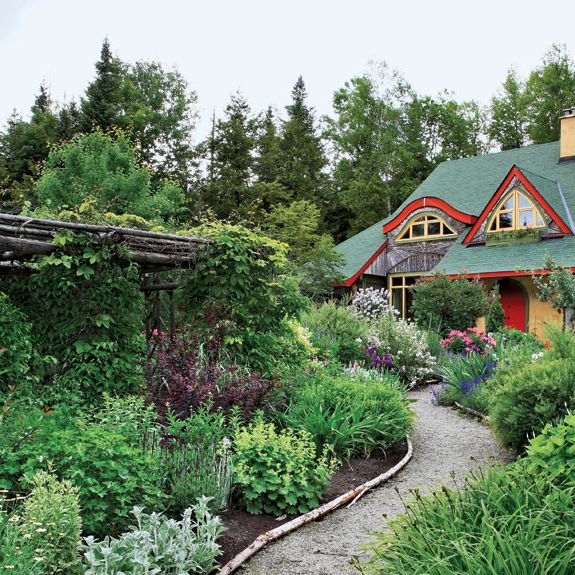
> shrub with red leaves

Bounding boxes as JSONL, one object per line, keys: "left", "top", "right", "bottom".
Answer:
{"left": 150, "top": 333, "right": 274, "bottom": 419}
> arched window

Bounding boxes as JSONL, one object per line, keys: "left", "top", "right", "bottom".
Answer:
{"left": 487, "top": 189, "right": 545, "bottom": 232}
{"left": 396, "top": 213, "right": 457, "bottom": 242}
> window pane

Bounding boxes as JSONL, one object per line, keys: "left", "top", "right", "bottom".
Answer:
{"left": 392, "top": 289, "right": 403, "bottom": 315}
{"left": 488, "top": 218, "right": 497, "bottom": 231}
{"left": 391, "top": 276, "right": 403, "bottom": 286}
{"left": 536, "top": 214, "right": 544, "bottom": 226}
{"left": 518, "top": 193, "right": 531, "bottom": 208}
{"left": 499, "top": 213, "right": 513, "bottom": 229}
{"left": 519, "top": 211, "right": 534, "bottom": 227}
{"left": 405, "top": 276, "right": 417, "bottom": 285}
{"left": 502, "top": 195, "right": 515, "bottom": 210}
{"left": 427, "top": 221, "right": 441, "bottom": 235}
{"left": 411, "top": 223, "right": 425, "bottom": 237}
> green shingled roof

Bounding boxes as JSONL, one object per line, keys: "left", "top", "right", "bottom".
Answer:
{"left": 334, "top": 219, "right": 386, "bottom": 281}
{"left": 383, "top": 141, "right": 575, "bottom": 226}
{"left": 432, "top": 233, "right": 575, "bottom": 276}
{"left": 336, "top": 141, "right": 575, "bottom": 282}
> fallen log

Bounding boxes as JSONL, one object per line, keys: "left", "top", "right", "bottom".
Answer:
{"left": 217, "top": 437, "right": 413, "bottom": 575}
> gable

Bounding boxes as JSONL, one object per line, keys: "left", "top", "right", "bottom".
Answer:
{"left": 463, "top": 166, "right": 572, "bottom": 244}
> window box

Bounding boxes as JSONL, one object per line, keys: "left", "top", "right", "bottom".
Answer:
{"left": 486, "top": 229, "right": 542, "bottom": 246}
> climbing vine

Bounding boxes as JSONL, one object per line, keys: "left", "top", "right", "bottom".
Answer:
{"left": 7, "top": 232, "right": 145, "bottom": 403}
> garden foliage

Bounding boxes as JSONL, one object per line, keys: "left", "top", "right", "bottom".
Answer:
{"left": 82, "top": 498, "right": 225, "bottom": 575}
{"left": 19, "top": 471, "right": 82, "bottom": 575}
{"left": 0, "top": 291, "right": 33, "bottom": 392}
{"left": 363, "top": 312, "right": 435, "bottom": 386}
{"left": 233, "top": 419, "right": 336, "bottom": 516}
{"left": 352, "top": 287, "right": 398, "bottom": 322}
{"left": 6, "top": 232, "right": 144, "bottom": 403}
{"left": 279, "top": 371, "right": 412, "bottom": 460}
{"left": 301, "top": 300, "right": 368, "bottom": 364}
{"left": 181, "top": 223, "right": 307, "bottom": 372}
{"left": 411, "top": 273, "right": 489, "bottom": 336}
{"left": 440, "top": 327, "right": 496, "bottom": 355}
{"left": 485, "top": 284, "right": 505, "bottom": 332}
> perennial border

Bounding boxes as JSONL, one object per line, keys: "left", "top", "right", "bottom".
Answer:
{"left": 217, "top": 437, "right": 414, "bottom": 575}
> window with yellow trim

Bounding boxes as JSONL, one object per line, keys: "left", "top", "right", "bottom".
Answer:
{"left": 396, "top": 213, "right": 457, "bottom": 241}
{"left": 487, "top": 189, "right": 545, "bottom": 232}
{"left": 389, "top": 275, "right": 418, "bottom": 319}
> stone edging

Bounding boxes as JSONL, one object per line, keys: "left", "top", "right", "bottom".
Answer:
{"left": 454, "top": 401, "right": 490, "bottom": 422}
{"left": 217, "top": 437, "right": 414, "bottom": 575}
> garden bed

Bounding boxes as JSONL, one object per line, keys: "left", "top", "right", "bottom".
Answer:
{"left": 217, "top": 441, "right": 409, "bottom": 566}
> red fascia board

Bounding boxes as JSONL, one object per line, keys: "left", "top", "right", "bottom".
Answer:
{"left": 334, "top": 241, "right": 388, "bottom": 287}
{"left": 463, "top": 166, "right": 572, "bottom": 244}
{"left": 444, "top": 268, "right": 575, "bottom": 280}
{"left": 383, "top": 198, "right": 477, "bottom": 233}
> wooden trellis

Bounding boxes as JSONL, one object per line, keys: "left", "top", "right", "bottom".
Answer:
{"left": 0, "top": 212, "right": 210, "bottom": 381}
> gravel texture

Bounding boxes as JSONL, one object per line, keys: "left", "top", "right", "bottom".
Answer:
{"left": 238, "top": 387, "right": 514, "bottom": 575}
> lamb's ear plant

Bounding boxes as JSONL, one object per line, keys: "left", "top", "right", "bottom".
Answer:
{"left": 81, "top": 497, "right": 226, "bottom": 575}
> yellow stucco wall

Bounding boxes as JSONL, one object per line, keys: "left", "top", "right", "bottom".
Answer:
{"left": 478, "top": 276, "right": 563, "bottom": 339}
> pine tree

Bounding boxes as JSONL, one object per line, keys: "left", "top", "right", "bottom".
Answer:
{"left": 279, "top": 77, "right": 327, "bottom": 207}
{"left": 486, "top": 285, "right": 505, "bottom": 333}
{"left": 81, "top": 38, "right": 125, "bottom": 132}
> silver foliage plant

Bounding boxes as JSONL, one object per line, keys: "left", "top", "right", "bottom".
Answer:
{"left": 81, "top": 496, "right": 226, "bottom": 575}
{"left": 351, "top": 287, "right": 399, "bottom": 322}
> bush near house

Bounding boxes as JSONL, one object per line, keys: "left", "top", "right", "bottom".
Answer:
{"left": 411, "top": 273, "right": 489, "bottom": 337}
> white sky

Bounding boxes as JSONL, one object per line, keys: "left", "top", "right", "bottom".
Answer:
{"left": 1, "top": 0, "right": 574, "bottom": 140}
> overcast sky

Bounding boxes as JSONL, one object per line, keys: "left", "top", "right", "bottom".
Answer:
{"left": 1, "top": 0, "right": 574, "bottom": 139}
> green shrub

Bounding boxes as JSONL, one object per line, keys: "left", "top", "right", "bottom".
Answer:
{"left": 19, "top": 471, "right": 82, "bottom": 575}
{"left": 13, "top": 410, "right": 167, "bottom": 537}
{"left": 365, "top": 312, "right": 435, "bottom": 386}
{"left": 157, "top": 408, "right": 235, "bottom": 514}
{"left": 233, "top": 420, "right": 336, "bottom": 516}
{"left": 411, "top": 273, "right": 489, "bottom": 337}
{"left": 490, "top": 358, "right": 575, "bottom": 450}
{"left": 301, "top": 301, "right": 368, "bottom": 364}
{"left": 280, "top": 372, "right": 412, "bottom": 460}
{"left": 361, "top": 466, "right": 575, "bottom": 575}
{"left": 485, "top": 284, "right": 505, "bottom": 332}
{"left": 524, "top": 414, "right": 575, "bottom": 486}
{"left": 495, "top": 327, "right": 543, "bottom": 353}
{"left": 0, "top": 511, "right": 47, "bottom": 575}
{"left": 0, "top": 291, "right": 33, "bottom": 392}
{"left": 81, "top": 497, "right": 225, "bottom": 575}
{"left": 545, "top": 322, "right": 575, "bottom": 361}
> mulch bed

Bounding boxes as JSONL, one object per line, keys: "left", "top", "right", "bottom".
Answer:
{"left": 218, "top": 441, "right": 408, "bottom": 566}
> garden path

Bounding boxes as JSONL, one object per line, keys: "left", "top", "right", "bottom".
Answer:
{"left": 239, "top": 387, "right": 513, "bottom": 575}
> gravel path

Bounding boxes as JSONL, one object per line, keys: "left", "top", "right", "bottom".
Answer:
{"left": 239, "top": 387, "right": 514, "bottom": 575}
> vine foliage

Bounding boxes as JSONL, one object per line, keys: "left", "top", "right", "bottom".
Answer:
{"left": 7, "top": 232, "right": 145, "bottom": 403}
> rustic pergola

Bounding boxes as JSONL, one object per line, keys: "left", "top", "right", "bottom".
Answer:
{"left": 0, "top": 212, "right": 210, "bottom": 379}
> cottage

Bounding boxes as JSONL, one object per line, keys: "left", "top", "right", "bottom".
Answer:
{"left": 335, "top": 109, "right": 575, "bottom": 337}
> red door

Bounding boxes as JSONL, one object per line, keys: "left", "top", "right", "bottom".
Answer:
{"left": 498, "top": 280, "right": 526, "bottom": 332}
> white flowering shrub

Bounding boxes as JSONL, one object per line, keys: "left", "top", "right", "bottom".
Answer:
{"left": 361, "top": 313, "right": 436, "bottom": 388}
{"left": 82, "top": 497, "right": 225, "bottom": 574}
{"left": 352, "top": 287, "right": 399, "bottom": 322}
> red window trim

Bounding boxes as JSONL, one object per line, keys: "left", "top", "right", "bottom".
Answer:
{"left": 383, "top": 198, "right": 476, "bottom": 234}
{"left": 463, "top": 166, "right": 572, "bottom": 244}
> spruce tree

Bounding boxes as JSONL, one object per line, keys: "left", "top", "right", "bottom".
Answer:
{"left": 81, "top": 39, "right": 125, "bottom": 132}
{"left": 279, "top": 77, "right": 327, "bottom": 207}
{"left": 196, "top": 92, "right": 257, "bottom": 220}
{"left": 486, "top": 284, "right": 505, "bottom": 333}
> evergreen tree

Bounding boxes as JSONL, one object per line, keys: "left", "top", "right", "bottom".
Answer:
{"left": 251, "top": 107, "right": 289, "bottom": 212}
{"left": 0, "top": 85, "right": 58, "bottom": 210}
{"left": 55, "top": 101, "right": 82, "bottom": 142}
{"left": 196, "top": 92, "right": 257, "bottom": 221}
{"left": 81, "top": 38, "right": 125, "bottom": 132}
{"left": 279, "top": 77, "right": 327, "bottom": 208}
{"left": 486, "top": 284, "right": 505, "bottom": 333}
